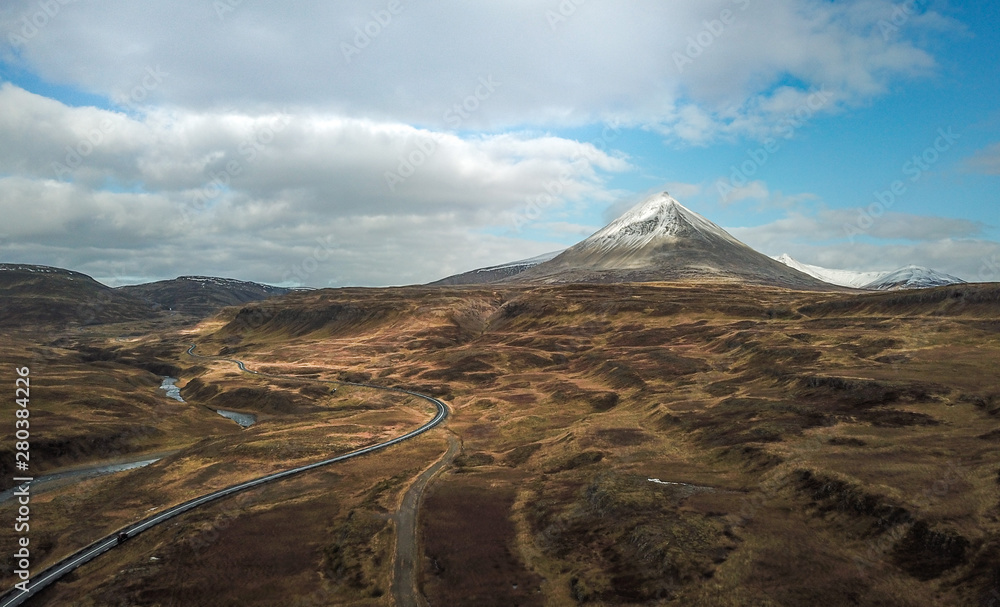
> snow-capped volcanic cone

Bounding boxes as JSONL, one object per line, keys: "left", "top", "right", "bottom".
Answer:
{"left": 772, "top": 255, "right": 965, "bottom": 290}
{"left": 863, "top": 266, "right": 965, "bottom": 291}
{"left": 514, "top": 192, "right": 835, "bottom": 289}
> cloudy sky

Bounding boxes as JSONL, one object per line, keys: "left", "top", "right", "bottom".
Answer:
{"left": 1, "top": 0, "right": 998, "bottom": 286}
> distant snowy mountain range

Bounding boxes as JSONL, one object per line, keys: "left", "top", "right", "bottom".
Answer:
{"left": 4, "top": 195, "right": 968, "bottom": 293}
{"left": 772, "top": 254, "right": 965, "bottom": 290}
{"left": 118, "top": 275, "right": 292, "bottom": 315}
{"left": 431, "top": 192, "right": 967, "bottom": 291}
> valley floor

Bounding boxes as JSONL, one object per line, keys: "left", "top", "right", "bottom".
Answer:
{"left": 1, "top": 281, "right": 999, "bottom": 606}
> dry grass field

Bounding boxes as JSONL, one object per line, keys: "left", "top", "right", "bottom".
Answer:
{"left": 2, "top": 281, "right": 998, "bottom": 605}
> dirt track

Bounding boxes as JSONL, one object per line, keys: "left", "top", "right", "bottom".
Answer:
{"left": 392, "top": 433, "right": 460, "bottom": 607}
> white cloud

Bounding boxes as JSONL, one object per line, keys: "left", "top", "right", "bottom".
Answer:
{"left": 0, "top": 1, "right": 986, "bottom": 287}
{"left": 728, "top": 207, "right": 993, "bottom": 280}
{"left": 538, "top": 221, "right": 599, "bottom": 238}
{"left": 771, "top": 239, "right": 1000, "bottom": 283}
{"left": 662, "top": 182, "right": 703, "bottom": 200}
{"left": 0, "top": 0, "right": 958, "bottom": 143}
{"left": 0, "top": 84, "right": 630, "bottom": 286}
{"left": 720, "top": 180, "right": 770, "bottom": 204}
{"left": 730, "top": 208, "right": 985, "bottom": 247}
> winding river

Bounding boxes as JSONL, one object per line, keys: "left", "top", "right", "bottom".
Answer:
{"left": 160, "top": 376, "right": 256, "bottom": 427}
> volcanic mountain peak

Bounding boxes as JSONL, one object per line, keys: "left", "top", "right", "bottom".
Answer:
{"left": 512, "top": 192, "right": 836, "bottom": 289}
{"left": 581, "top": 192, "right": 743, "bottom": 251}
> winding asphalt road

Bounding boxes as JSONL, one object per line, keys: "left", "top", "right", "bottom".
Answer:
{"left": 0, "top": 344, "right": 449, "bottom": 607}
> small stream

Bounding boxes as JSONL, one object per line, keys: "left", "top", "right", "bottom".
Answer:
{"left": 159, "top": 377, "right": 256, "bottom": 428}
{"left": 0, "top": 458, "right": 161, "bottom": 503}
{"left": 215, "top": 409, "right": 257, "bottom": 428}
{"left": 159, "top": 377, "right": 185, "bottom": 402}
{"left": 3, "top": 374, "right": 258, "bottom": 504}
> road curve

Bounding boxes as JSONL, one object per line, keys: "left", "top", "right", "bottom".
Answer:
{"left": 0, "top": 344, "right": 449, "bottom": 607}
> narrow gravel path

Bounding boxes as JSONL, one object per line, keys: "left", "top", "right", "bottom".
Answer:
{"left": 392, "top": 433, "right": 460, "bottom": 607}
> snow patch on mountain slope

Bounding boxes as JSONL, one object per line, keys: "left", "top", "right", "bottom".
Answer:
{"left": 0, "top": 264, "right": 80, "bottom": 275}
{"left": 773, "top": 254, "right": 886, "bottom": 288}
{"left": 773, "top": 255, "right": 964, "bottom": 290}
{"left": 486, "top": 250, "right": 563, "bottom": 271}
{"left": 579, "top": 192, "right": 746, "bottom": 252}
{"left": 176, "top": 276, "right": 286, "bottom": 292}
{"left": 863, "top": 265, "right": 966, "bottom": 290}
